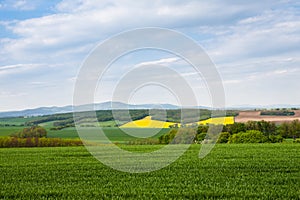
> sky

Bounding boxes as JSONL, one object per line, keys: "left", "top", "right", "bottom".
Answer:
{"left": 0, "top": 0, "right": 300, "bottom": 111}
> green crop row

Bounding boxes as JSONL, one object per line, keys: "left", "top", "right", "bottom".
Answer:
{"left": 0, "top": 144, "right": 299, "bottom": 199}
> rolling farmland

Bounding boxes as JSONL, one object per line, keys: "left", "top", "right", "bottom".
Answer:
{"left": 196, "top": 116, "right": 235, "bottom": 125}
{"left": 121, "top": 116, "right": 235, "bottom": 128}
{"left": 0, "top": 144, "right": 299, "bottom": 199}
{"left": 0, "top": 110, "right": 299, "bottom": 199}
{"left": 235, "top": 110, "right": 300, "bottom": 123}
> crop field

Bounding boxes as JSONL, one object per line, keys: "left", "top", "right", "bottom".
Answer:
{"left": 121, "top": 116, "right": 235, "bottom": 128}
{"left": 47, "top": 127, "right": 169, "bottom": 143}
{"left": 0, "top": 144, "right": 299, "bottom": 199}
{"left": 0, "top": 117, "right": 30, "bottom": 126}
{"left": 0, "top": 124, "right": 169, "bottom": 143}
{"left": 0, "top": 126, "right": 25, "bottom": 137}
{"left": 197, "top": 116, "right": 235, "bottom": 125}
{"left": 235, "top": 110, "right": 300, "bottom": 123}
{"left": 120, "top": 116, "right": 177, "bottom": 128}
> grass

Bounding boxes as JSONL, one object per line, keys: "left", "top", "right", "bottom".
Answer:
{"left": 0, "top": 117, "right": 29, "bottom": 126}
{"left": 0, "top": 125, "right": 169, "bottom": 144}
{"left": 0, "top": 144, "right": 299, "bottom": 199}
{"left": 39, "top": 121, "right": 57, "bottom": 129}
{"left": 0, "top": 116, "right": 46, "bottom": 126}
{"left": 47, "top": 127, "right": 169, "bottom": 143}
{"left": 0, "top": 126, "right": 25, "bottom": 137}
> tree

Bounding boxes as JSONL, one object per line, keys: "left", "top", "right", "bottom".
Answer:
{"left": 245, "top": 120, "right": 277, "bottom": 137}
{"left": 278, "top": 120, "right": 300, "bottom": 139}
{"left": 223, "top": 123, "right": 246, "bottom": 135}
{"left": 197, "top": 125, "right": 208, "bottom": 135}
{"left": 11, "top": 126, "right": 47, "bottom": 138}
{"left": 217, "top": 132, "right": 231, "bottom": 143}
{"left": 290, "top": 120, "right": 300, "bottom": 139}
{"left": 228, "top": 130, "right": 267, "bottom": 143}
{"left": 278, "top": 122, "right": 290, "bottom": 138}
{"left": 159, "top": 128, "right": 197, "bottom": 144}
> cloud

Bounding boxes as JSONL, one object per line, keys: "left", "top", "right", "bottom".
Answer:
{"left": 0, "top": 63, "right": 42, "bottom": 76}
{"left": 0, "top": 0, "right": 37, "bottom": 11}
{"left": 135, "top": 57, "right": 179, "bottom": 68}
{"left": 13, "top": 0, "right": 35, "bottom": 10}
{"left": 206, "top": 9, "right": 300, "bottom": 63}
{"left": 0, "top": 0, "right": 300, "bottom": 110}
{"left": 0, "top": 91, "right": 27, "bottom": 98}
{"left": 0, "top": 1, "right": 281, "bottom": 63}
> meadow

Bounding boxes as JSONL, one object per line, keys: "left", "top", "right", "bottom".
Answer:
{"left": 47, "top": 127, "right": 169, "bottom": 143}
{"left": 0, "top": 126, "right": 25, "bottom": 137}
{"left": 0, "top": 144, "right": 299, "bottom": 199}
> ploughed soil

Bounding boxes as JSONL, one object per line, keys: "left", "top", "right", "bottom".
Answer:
{"left": 235, "top": 110, "right": 300, "bottom": 124}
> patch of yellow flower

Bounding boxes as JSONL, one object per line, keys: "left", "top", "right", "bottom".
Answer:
{"left": 120, "top": 116, "right": 178, "bottom": 128}
{"left": 197, "top": 116, "right": 235, "bottom": 125}
{"left": 120, "top": 116, "right": 235, "bottom": 128}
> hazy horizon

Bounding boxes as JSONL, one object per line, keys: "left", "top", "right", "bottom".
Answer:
{"left": 1, "top": 101, "right": 300, "bottom": 113}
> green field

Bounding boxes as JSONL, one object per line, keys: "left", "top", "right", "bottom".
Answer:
{"left": 0, "top": 126, "right": 25, "bottom": 137}
{"left": 0, "top": 121, "right": 169, "bottom": 143}
{"left": 0, "top": 144, "right": 299, "bottom": 199}
{"left": 47, "top": 127, "right": 169, "bottom": 143}
{"left": 0, "top": 117, "right": 30, "bottom": 126}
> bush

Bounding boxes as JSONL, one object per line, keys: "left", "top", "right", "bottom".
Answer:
{"left": 159, "top": 129, "right": 177, "bottom": 144}
{"left": 11, "top": 126, "right": 47, "bottom": 138}
{"left": 228, "top": 130, "right": 268, "bottom": 143}
{"left": 261, "top": 110, "right": 295, "bottom": 116}
{"left": 268, "top": 135, "right": 283, "bottom": 143}
{"left": 127, "top": 138, "right": 159, "bottom": 145}
{"left": 0, "top": 137, "right": 83, "bottom": 148}
{"left": 294, "top": 139, "right": 300, "bottom": 143}
{"left": 159, "top": 128, "right": 197, "bottom": 144}
{"left": 196, "top": 132, "right": 206, "bottom": 142}
{"left": 217, "top": 132, "right": 231, "bottom": 143}
{"left": 278, "top": 120, "right": 300, "bottom": 139}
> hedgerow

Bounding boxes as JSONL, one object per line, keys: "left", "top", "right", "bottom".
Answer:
{"left": 0, "top": 137, "right": 82, "bottom": 148}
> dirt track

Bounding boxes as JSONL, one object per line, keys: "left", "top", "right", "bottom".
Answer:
{"left": 235, "top": 110, "right": 300, "bottom": 124}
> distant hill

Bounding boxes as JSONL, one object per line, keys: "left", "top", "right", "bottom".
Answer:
{"left": 0, "top": 102, "right": 180, "bottom": 118}
{"left": 228, "top": 104, "right": 300, "bottom": 110}
{"left": 1, "top": 102, "right": 299, "bottom": 118}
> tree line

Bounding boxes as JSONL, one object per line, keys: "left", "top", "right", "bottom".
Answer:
{"left": 159, "top": 120, "right": 300, "bottom": 144}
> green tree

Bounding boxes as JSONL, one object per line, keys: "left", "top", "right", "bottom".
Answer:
{"left": 228, "top": 130, "right": 267, "bottom": 143}
{"left": 224, "top": 123, "right": 246, "bottom": 135}
{"left": 11, "top": 126, "right": 47, "bottom": 138}
{"left": 217, "top": 132, "right": 231, "bottom": 143}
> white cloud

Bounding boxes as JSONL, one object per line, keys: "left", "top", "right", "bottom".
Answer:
{"left": 207, "top": 9, "right": 300, "bottom": 62}
{"left": 0, "top": 63, "right": 42, "bottom": 76}
{"left": 0, "top": 0, "right": 300, "bottom": 110}
{"left": 135, "top": 57, "right": 179, "bottom": 68}
{"left": 0, "top": 91, "right": 27, "bottom": 98}
{"left": 0, "top": 0, "right": 37, "bottom": 11}
{"left": 13, "top": 0, "right": 35, "bottom": 10}
{"left": 0, "top": 1, "right": 280, "bottom": 63}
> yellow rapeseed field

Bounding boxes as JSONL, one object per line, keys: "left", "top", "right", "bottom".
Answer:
{"left": 120, "top": 116, "right": 178, "bottom": 128}
{"left": 197, "top": 116, "right": 235, "bottom": 125}
{"left": 121, "top": 116, "right": 235, "bottom": 128}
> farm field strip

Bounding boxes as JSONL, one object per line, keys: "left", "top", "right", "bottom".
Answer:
{"left": 0, "top": 144, "right": 299, "bottom": 199}
{"left": 121, "top": 116, "right": 235, "bottom": 128}
{"left": 196, "top": 116, "right": 235, "bottom": 125}
{"left": 47, "top": 127, "right": 169, "bottom": 143}
{"left": 120, "top": 116, "right": 177, "bottom": 128}
{"left": 235, "top": 110, "right": 300, "bottom": 123}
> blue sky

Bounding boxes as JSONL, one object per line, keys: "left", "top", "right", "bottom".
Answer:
{"left": 0, "top": 0, "right": 300, "bottom": 111}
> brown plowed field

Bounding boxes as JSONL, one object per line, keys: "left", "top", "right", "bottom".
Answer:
{"left": 235, "top": 110, "right": 300, "bottom": 124}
